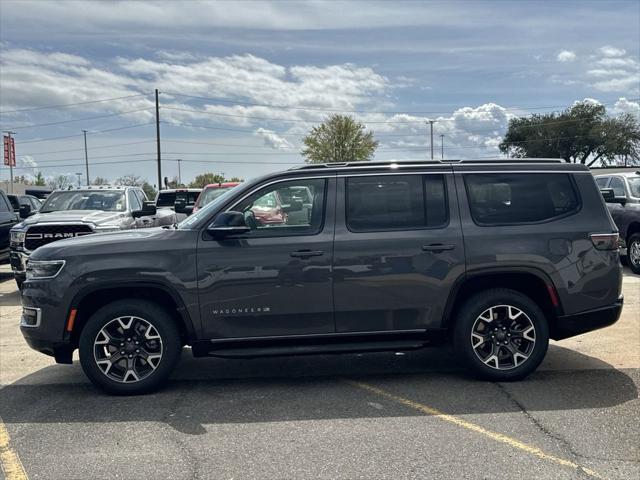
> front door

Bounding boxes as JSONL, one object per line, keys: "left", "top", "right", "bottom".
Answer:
{"left": 197, "top": 176, "right": 336, "bottom": 339}
{"left": 332, "top": 170, "right": 465, "bottom": 332}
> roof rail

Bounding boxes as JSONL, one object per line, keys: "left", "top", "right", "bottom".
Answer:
{"left": 289, "top": 158, "right": 564, "bottom": 170}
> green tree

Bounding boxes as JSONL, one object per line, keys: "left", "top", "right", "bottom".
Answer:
{"left": 499, "top": 101, "right": 640, "bottom": 166}
{"left": 229, "top": 176, "right": 243, "bottom": 183}
{"left": 142, "top": 182, "right": 157, "bottom": 200}
{"left": 34, "top": 171, "right": 46, "bottom": 186}
{"left": 189, "top": 172, "right": 225, "bottom": 188}
{"left": 302, "top": 114, "right": 378, "bottom": 163}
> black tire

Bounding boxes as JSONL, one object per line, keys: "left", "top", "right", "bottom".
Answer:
{"left": 79, "top": 300, "right": 181, "bottom": 395}
{"left": 453, "top": 288, "right": 549, "bottom": 381}
{"left": 627, "top": 233, "right": 640, "bottom": 275}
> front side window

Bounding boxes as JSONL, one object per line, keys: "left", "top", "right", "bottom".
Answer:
{"left": 609, "top": 177, "right": 625, "bottom": 197}
{"left": 465, "top": 173, "right": 580, "bottom": 225}
{"left": 128, "top": 190, "right": 142, "bottom": 211}
{"left": 595, "top": 177, "right": 609, "bottom": 188}
{"left": 235, "top": 178, "right": 326, "bottom": 236}
{"left": 41, "top": 191, "right": 126, "bottom": 213}
{"left": 0, "top": 195, "right": 10, "bottom": 212}
{"left": 346, "top": 174, "right": 448, "bottom": 232}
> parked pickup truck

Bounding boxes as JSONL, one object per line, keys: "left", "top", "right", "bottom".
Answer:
{"left": 595, "top": 171, "right": 640, "bottom": 274}
{"left": 9, "top": 186, "right": 176, "bottom": 288}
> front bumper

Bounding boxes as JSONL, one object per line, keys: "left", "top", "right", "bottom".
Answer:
{"left": 552, "top": 296, "right": 624, "bottom": 340}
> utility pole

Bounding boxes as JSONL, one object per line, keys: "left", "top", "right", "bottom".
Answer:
{"left": 155, "top": 88, "right": 162, "bottom": 191}
{"left": 177, "top": 158, "right": 182, "bottom": 186}
{"left": 427, "top": 120, "right": 436, "bottom": 160}
{"left": 75, "top": 172, "right": 82, "bottom": 187}
{"left": 82, "top": 130, "right": 89, "bottom": 185}
{"left": 3, "top": 131, "right": 16, "bottom": 193}
{"left": 440, "top": 134, "right": 445, "bottom": 160}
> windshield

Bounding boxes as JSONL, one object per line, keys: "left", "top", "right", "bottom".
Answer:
{"left": 178, "top": 187, "right": 238, "bottom": 229}
{"left": 198, "top": 186, "right": 236, "bottom": 208}
{"left": 41, "top": 191, "right": 126, "bottom": 213}
{"left": 628, "top": 177, "right": 640, "bottom": 197}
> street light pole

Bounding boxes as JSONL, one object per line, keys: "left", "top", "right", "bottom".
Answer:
{"left": 427, "top": 120, "right": 436, "bottom": 160}
{"left": 82, "top": 130, "right": 89, "bottom": 185}
{"left": 177, "top": 158, "right": 182, "bottom": 186}
{"left": 440, "top": 134, "right": 445, "bottom": 160}
{"left": 75, "top": 172, "right": 82, "bottom": 187}
{"left": 155, "top": 88, "right": 162, "bottom": 191}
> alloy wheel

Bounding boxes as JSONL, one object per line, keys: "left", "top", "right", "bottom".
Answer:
{"left": 470, "top": 305, "right": 536, "bottom": 370}
{"left": 630, "top": 239, "right": 640, "bottom": 268}
{"left": 93, "top": 316, "right": 163, "bottom": 383}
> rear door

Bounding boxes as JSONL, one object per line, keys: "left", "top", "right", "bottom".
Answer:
{"left": 332, "top": 168, "right": 465, "bottom": 333}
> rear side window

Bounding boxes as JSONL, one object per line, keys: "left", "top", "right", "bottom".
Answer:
{"left": 465, "top": 173, "right": 580, "bottom": 225}
{"left": 346, "top": 174, "right": 448, "bottom": 232}
{"left": 156, "top": 192, "right": 176, "bottom": 207}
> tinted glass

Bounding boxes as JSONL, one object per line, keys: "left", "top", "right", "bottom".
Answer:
{"left": 7, "top": 195, "right": 20, "bottom": 210}
{"left": 595, "top": 177, "right": 609, "bottom": 188}
{"left": 199, "top": 186, "right": 236, "bottom": 207}
{"left": 465, "top": 173, "right": 579, "bottom": 225}
{"left": 128, "top": 190, "right": 142, "bottom": 211}
{"left": 346, "top": 174, "right": 447, "bottom": 231}
{"left": 628, "top": 177, "right": 640, "bottom": 197}
{"left": 609, "top": 177, "right": 625, "bottom": 197}
{"left": 0, "top": 194, "right": 10, "bottom": 212}
{"left": 156, "top": 191, "right": 176, "bottom": 207}
{"left": 236, "top": 178, "right": 326, "bottom": 236}
{"left": 41, "top": 191, "right": 126, "bottom": 212}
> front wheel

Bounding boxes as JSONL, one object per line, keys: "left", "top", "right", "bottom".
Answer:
{"left": 453, "top": 289, "right": 549, "bottom": 381}
{"left": 627, "top": 233, "right": 640, "bottom": 275}
{"left": 79, "top": 300, "right": 181, "bottom": 395}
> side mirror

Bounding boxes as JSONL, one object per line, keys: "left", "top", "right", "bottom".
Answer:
{"left": 19, "top": 204, "right": 31, "bottom": 219}
{"left": 132, "top": 200, "right": 157, "bottom": 218}
{"left": 207, "top": 211, "right": 250, "bottom": 238}
{"left": 600, "top": 188, "right": 615, "bottom": 201}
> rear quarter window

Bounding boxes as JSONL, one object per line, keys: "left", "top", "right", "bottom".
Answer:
{"left": 464, "top": 173, "right": 580, "bottom": 225}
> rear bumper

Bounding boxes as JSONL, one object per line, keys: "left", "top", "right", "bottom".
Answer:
{"left": 552, "top": 296, "right": 623, "bottom": 340}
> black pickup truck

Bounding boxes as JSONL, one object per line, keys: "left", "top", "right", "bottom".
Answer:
{"left": 596, "top": 171, "right": 640, "bottom": 274}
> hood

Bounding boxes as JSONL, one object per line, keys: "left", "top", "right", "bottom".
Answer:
{"left": 15, "top": 210, "right": 127, "bottom": 229}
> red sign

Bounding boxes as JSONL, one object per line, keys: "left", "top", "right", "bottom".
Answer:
{"left": 3, "top": 135, "right": 16, "bottom": 167}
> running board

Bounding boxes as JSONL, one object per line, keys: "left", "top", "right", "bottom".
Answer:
{"left": 197, "top": 340, "right": 427, "bottom": 359}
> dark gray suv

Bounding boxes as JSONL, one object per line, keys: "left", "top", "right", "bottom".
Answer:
{"left": 19, "top": 159, "right": 623, "bottom": 394}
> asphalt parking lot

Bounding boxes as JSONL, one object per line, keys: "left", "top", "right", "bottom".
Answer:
{"left": 0, "top": 265, "right": 638, "bottom": 480}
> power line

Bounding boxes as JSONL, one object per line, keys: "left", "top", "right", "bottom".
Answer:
{"left": 3, "top": 107, "right": 155, "bottom": 130}
{"left": 0, "top": 93, "right": 150, "bottom": 114}
{"left": 19, "top": 140, "right": 154, "bottom": 156}
{"left": 16, "top": 122, "right": 155, "bottom": 144}
{"left": 165, "top": 91, "right": 638, "bottom": 116}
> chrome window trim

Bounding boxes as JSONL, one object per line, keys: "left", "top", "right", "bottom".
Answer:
{"left": 20, "top": 307, "right": 42, "bottom": 328}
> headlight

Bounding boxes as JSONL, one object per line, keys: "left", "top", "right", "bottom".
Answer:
{"left": 26, "top": 260, "right": 66, "bottom": 280}
{"left": 10, "top": 231, "right": 25, "bottom": 244}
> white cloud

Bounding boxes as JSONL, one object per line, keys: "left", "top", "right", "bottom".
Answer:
{"left": 599, "top": 46, "right": 626, "bottom": 57}
{"left": 556, "top": 50, "right": 576, "bottom": 62}
{"left": 613, "top": 97, "right": 640, "bottom": 116}
{"left": 254, "top": 128, "right": 294, "bottom": 150}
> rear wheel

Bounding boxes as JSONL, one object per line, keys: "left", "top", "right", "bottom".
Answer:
{"left": 79, "top": 300, "right": 181, "bottom": 395}
{"left": 627, "top": 233, "right": 640, "bottom": 275}
{"left": 453, "top": 289, "right": 549, "bottom": 381}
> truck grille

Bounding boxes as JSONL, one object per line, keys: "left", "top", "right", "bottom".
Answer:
{"left": 25, "top": 225, "right": 94, "bottom": 251}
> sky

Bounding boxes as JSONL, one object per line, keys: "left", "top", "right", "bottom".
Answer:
{"left": 0, "top": 0, "right": 639, "bottom": 187}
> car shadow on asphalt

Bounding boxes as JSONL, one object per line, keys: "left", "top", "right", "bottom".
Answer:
{"left": 0, "top": 345, "right": 636, "bottom": 435}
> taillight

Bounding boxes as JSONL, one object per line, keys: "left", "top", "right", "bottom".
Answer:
{"left": 590, "top": 233, "right": 619, "bottom": 250}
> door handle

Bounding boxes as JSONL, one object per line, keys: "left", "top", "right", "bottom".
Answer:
{"left": 422, "top": 244, "right": 455, "bottom": 252}
{"left": 290, "top": 250, "right": 324, "bottom": 258}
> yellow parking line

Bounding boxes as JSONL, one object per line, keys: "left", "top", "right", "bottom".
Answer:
{"left": 0, "top": 417, "right": 28, "bottom": 480}
{"left": 346, "top": 380, "right": 605, "bottom": 480}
